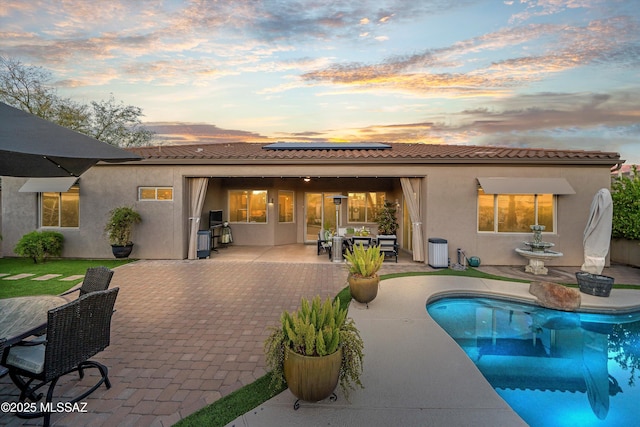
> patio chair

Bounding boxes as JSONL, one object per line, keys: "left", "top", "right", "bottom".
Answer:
{"left": 0, "top": 339, "right": 6, "bottom": 378}
{"left": 351, "top": 236, "right": 372, "bottom": 249}
{"left": 376, "top": 235, "right": 398, "bottom": 263}
{"left": 4, "top": 288, "right": 119, "bottom": 427}
{"left": 61, "top": 266, "right": 114, "bottom": 297}
{"left": 317, "top": 230, "right": 332, "bottom": 255}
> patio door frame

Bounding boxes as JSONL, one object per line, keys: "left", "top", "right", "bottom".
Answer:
{"left": 304, "top": 192, "right": 340, "bottom": 243}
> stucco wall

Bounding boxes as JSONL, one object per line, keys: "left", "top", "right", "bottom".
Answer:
{"left": 0, "top": 162, "right": 613, "bottom": 264}
{"left": 421, "top": 165, "right": 611, "bottom": 266}
{"left": 1, "top": 165, "right": 184, "bottom": 259}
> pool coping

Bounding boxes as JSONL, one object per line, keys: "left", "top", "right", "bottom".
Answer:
{"left": 229, "top": 276, "right": 640, "bottom": 427}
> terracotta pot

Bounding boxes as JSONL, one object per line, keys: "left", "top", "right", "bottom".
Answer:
{"left": 283, "top": 347, "right": 342, "bottom": 402}
{"left": 348, "top": 273, "right": 379, "bottom": 304}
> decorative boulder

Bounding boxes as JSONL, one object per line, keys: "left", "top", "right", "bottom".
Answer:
{"left": 529, "top": 281, "right": 581, "bottom": 311}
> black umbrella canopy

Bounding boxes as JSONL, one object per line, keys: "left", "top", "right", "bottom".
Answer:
{"left": 0, "top": 102, "right": 142, "bottom": 177}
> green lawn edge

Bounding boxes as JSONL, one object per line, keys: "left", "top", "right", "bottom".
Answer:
{"left": 175, "top": 267, "right": 640, "bottom": 427}
{"left": 0, "top": 258, "right": 136, "bottom": 299}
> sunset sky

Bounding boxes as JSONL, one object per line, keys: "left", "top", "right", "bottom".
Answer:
{"left": 1, "top": 0, "right": 639, "bottom": 163}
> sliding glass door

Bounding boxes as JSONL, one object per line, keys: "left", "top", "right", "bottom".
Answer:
{"left": 305, "top": 192, "right": 339, "bottom": 242}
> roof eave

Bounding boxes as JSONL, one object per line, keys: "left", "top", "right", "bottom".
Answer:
{"left": 118, "top": 157, "right": 623, "bottom": 167}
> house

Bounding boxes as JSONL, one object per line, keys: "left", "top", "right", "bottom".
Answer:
{"left": 0, "top": 142, "right": 623, "bottom": 266}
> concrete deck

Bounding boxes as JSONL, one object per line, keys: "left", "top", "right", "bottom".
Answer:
{"left": 230, "top": 274, "right": 640, "bottom": 427}
{"left": 1, "top": 244, "right": 639, "bottom": 426}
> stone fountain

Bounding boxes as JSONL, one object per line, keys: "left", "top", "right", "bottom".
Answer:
{"left": 515, "top": 225, "right": 563, "bottom": 275}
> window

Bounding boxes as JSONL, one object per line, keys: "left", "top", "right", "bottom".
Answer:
{"left": 41, "top": 185, "right": 79, "bottom": 228}
{"left": 478, "top": 189, "right": 554, "bottom": 233}
{"left": 229, "top": 190, "right": 267, "bottom": 223}
{"left": 278, "top": 191, "right": 294, "bottom": 223}
{"left": 139, "top": 187, "right": 173, "bottom": 201}
{"left": 348, "top": 192, "right": 385, "bottom": 223}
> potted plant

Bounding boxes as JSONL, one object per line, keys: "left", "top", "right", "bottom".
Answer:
{"left": 344, "top": 244, "right": 384, "bottom": 306}
{"left": 375, "top": 200, "right": 399, "bottom": 236}
{"left": 104, "top": 206, "right": 141, "bottom": 258}
{"left": 264, "top": 295, "right": 364, "bottom": 406}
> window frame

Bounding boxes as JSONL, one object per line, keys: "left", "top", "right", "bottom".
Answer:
{"left": 477, "top": 190, "right": 557, "bottom": 233}
{"left": 347, "top": 192, "right": 386, "bottom": 224}
{"left": 228, "top": 189, "right": 268, "bottom": 224}
{"left": 278, "top": 190, "right": 295, "bottom": 223}
{"left": 138, "top": 187, "right": 174, "bottom": 201}
{"left": 39, "top": 185, "right": 80, "bottom": 228}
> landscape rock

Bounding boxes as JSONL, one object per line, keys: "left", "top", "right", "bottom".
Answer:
{"left": 529, "top": 281, "right": 581, "bottom": 311}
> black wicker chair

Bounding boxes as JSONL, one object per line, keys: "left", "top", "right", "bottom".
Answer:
{"left": 62, "top": 266, "right": 114, "bottom": 297}
{"left": 4, "top": 288, "right": 119, "bottom": 427}
{"left": 0, "top": 338, "right": 6, "bottom": 378}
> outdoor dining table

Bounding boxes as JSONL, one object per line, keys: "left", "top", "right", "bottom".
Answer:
{"left": 0, "top": 295, "right": 69, "bottom": 347}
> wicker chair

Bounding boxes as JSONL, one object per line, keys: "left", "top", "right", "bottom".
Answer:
{"left": 4, "top": 288, "right": 119, "bottom": 427}
{"left": 61, "top": 266, "right": 114, "bottom": 297}
{"left": 0, "top": 338, "right": 6, "bottom": 378}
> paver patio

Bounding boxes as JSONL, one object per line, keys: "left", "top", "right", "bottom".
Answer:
{"left": 1, "top": 244, "right": 638, "bottom": 426}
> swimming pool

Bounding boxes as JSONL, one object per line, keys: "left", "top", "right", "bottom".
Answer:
{"left": 427, "top": 297, "right": 640, "bottom": 427}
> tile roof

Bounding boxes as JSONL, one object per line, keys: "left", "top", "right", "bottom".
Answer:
{"left": 127, "top": 142, "right": 622, "bottom": 165}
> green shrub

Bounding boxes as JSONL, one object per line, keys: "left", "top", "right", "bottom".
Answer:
{"left": 104, "top": 206, "right": 142, "bottom": 246}
{"left": 611, "top": 166, "right": 640, "bottom": 240}
{"left": 14, "top": 231, "right": 64, "bottom": 263}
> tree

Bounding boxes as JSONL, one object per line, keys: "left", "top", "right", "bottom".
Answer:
{"left": 611, "top": 165, "right": 640, "bottom": 240}
{"left": 88, "top": 95, "right": 154, "bottom": 147}
{"left": 0, "top": 56, "right": 153, "bottom": 147}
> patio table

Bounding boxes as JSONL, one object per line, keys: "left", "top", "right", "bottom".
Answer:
{"left": 0, "top": 295, "right": 68, "bottom": 347}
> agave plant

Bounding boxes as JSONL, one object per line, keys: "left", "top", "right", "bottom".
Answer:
{"left": 264, "top": 295, "right": 364, "bottom": 399}
{"left": 343, "top": 244, "right": 384, "bottom": 278}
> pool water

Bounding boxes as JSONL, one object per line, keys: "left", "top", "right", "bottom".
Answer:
{"left": 427, "top": 297, "right": 640, "bottom": 427}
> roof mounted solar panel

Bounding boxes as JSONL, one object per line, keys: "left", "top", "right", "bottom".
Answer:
{"left": 263, "top": 142, "right": 391, "bottom": 150}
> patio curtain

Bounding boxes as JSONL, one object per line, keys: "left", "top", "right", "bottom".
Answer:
{"left": 400, "top": 177, "right": 425, "bottom": 262}
{"left": 187, "top": 178, "right": 209, "bottom": 260}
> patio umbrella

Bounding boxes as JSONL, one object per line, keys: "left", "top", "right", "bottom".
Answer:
{"left": 581, "top": 188, "right": 613, "bottom": 275}
{"left": 0, "top": 102, "right": 142, "bottom": 177}
{"left": 582, "top": 330, "right": 610, "bottom": 420}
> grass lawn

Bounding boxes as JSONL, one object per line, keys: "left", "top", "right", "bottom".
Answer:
{"left": 0, "top": 257, "right": 136, "bottom": 299}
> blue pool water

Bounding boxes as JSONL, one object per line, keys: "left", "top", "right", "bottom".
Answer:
{"left": 427, "top": 297, "right": 640, "bottom": 427}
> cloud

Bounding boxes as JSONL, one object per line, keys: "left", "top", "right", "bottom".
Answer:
{"left": 144, "top": 122, "right": 270, "bottom": 144}
{"left": 509, "top": 0, "right": 616, "bottom": 23}
{"left": 299, "top": 17, "right": 640, "bottom": 97}
{"left": 458, "top": 89, "right": 640, "bottom": 133}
